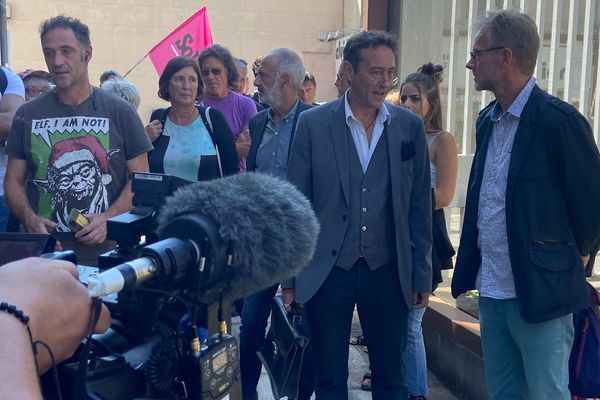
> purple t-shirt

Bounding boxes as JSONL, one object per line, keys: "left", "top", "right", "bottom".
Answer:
{"left": 203, "top": 91, "right": 256, "bottom": 171}
{"left": 203, "top": 91, "right": 257, "bottom": 138}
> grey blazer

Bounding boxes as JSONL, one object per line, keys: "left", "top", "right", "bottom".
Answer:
{"left": 286, "top": 96, "right": 432, "bottom": 307}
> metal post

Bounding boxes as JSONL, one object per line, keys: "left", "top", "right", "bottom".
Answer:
{"left": 463, "top": 0, "right": 477, "bottom": 155}
{"left": 446, "top": 0, "right": 460, "bottom": 148}
{"left": 0, "top": 0, "right": 8, "bottom": 66}
{"left": 563, "top": 0, "right": 578, "bottom": 104}
{"left": 547, "top": 0, "right": 562, "bottom": 96}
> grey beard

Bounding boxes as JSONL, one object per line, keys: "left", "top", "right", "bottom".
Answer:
{"left": 260, "top": 87, "right": 283, "bottom": 109}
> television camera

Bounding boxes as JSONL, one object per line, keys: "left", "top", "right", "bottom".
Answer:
{"left": 2, "top": 171, "right": 321, "bottom": 400}
{"left": 33, "top": 172, "right": 242, "bottom": 400}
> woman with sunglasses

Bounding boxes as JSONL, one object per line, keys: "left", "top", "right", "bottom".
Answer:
{"left": 145, "top": 56, "right": 238, "bottom": 182}
{"left": 198, "top": 45, "right": 257, "bottom": 171}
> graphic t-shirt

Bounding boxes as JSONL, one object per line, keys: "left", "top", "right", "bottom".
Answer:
{"left": 6, "top": 88, "right": 152, "bottom": 263}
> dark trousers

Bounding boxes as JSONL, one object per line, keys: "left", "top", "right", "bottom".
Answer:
{"left": 307, "top": 259, "right": 409, "bottom": 400}
{"left": 239, "top": 284, "right": 315, "bottom": 400}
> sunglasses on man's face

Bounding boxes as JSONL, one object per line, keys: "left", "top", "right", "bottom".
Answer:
{"left": 201, "top": 68, "right": 223, "bottom": 76}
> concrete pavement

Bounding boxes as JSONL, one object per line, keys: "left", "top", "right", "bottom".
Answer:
{"left": 231, "top": 307, "right": 460, "bottom": 400}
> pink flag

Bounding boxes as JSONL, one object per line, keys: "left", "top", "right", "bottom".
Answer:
{"left": 148, "top": 7, "right": 213, "bottom": 75}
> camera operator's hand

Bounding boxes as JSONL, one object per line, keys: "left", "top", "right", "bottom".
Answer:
{"left": 75, "top": 213, "right": 108, "bottom": 245}
{"left": 0, "top": 258, "right": 111, "bottom": 374}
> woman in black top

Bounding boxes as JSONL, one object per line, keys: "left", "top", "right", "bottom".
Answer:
{"left": 145, "top": 56, "right": 238, "bottom": 181}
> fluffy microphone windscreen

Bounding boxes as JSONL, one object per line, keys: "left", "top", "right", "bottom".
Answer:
{"left": 157, "top": 172, "right": 319, "bottom": 301}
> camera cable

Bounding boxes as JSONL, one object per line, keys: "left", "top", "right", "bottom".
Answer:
{"left": 37, "top": 297, "right": 102, "bottom": 400}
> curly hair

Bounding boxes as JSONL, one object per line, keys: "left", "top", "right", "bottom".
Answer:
{"left": 40, "top": 15, "right": 90, "bottom": 48}
{"left": 101, "top": 80, "right": 141, "bottom": 110}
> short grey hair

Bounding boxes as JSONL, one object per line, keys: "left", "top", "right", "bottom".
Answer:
{"left": 101, "top": 80, "right": 141, "bottom": 110}
{"left": 475, "top": 9, "right": 539, "bottom": 76}
{"left": 265, "top": 48, "right": 305, "bottom": 89}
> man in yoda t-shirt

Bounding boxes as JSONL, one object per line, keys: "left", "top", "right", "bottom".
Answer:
{"left": 4, "top": 15, "right": 151, "bottom": 264}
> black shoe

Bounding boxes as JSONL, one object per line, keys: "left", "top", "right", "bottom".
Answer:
{"left": 361, "top": 371, "right": 372, "bottom": 391}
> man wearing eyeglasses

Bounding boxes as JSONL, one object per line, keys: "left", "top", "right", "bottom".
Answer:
{"left": 285, "top": 30, "right": 432, "bottom": 400}
{"left": 452, "top": 10, "right": 600, "bottom": 399}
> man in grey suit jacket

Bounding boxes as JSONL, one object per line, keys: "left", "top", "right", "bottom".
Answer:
{"left": 284, "top": 31, "right": 432, "bottom": 400}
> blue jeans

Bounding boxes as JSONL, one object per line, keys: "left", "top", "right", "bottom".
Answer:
{"left": 401, "top": 306, "right": 428, "bottom": 397}
{"left": 239, "top": 284, "right": 280, "bottom": 399}
{"left": 478, "top": 297, "right": 573, "bottom": 400}
{"left": 0, "top": 195, "right": 8, "bottom": 232}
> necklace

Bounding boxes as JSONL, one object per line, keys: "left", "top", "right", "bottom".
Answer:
{"left": 363, "top": 113, "right": 378, "bottom": 133}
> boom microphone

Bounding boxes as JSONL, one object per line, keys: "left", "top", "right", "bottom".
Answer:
{"left": 158, "top": 172, "right": 320, "bottom": 303}
{"left": 89, "top": 173, "right": 319, "bottom": 304}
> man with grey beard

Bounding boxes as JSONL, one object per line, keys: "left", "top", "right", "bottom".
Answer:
{"left": 240, "top": 48, "right": 314, "bottom": 400}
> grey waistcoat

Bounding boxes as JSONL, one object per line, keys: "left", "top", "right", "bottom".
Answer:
{"left": 335, "top": 128, "right": 397, "bottom": 271}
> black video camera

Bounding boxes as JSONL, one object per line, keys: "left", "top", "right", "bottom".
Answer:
{"left": 2, "top": 173, "right": 242, "bottom": 399}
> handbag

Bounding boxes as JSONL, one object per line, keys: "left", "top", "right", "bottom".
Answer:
{"left": 569, "top": 282, "right": 600, "bottom": 398}
{"left": 257, "top": 296, "right": 309, "bottom": 399}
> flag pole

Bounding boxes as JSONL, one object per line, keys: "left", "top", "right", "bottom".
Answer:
{"left": 123, "top": 53, "right": 149, "bottom": 79}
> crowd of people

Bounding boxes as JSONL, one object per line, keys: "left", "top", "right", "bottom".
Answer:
{"left": 0, "top": 8, "right": 599, "bottom": 400}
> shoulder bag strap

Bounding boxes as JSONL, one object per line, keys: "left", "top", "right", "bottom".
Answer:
{"left": 202, "top": 106, "right": 223, "bottom": 178}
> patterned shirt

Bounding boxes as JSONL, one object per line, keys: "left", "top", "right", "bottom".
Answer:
{"left": 162, "top": 115, "right": 216, "bottom": 182}
{"left": 476, "top": 77, "right": 536, "bottom": 299}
